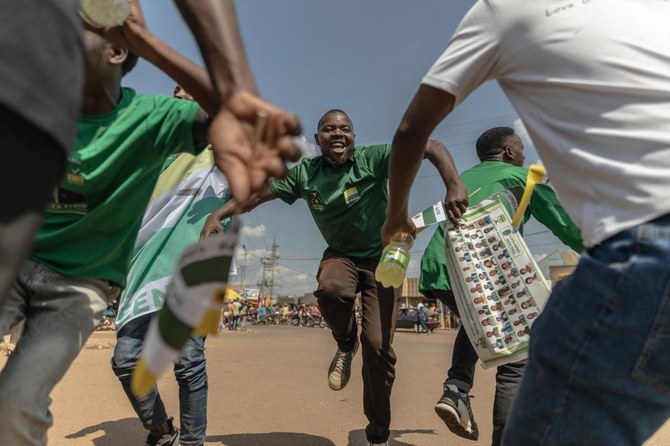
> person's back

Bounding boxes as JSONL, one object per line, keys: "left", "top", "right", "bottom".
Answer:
{"left": 427, "top": 0, "right": 670, "bottom": 246}
{"left": 421, "top": 129, "right": 582, "bottom": 301}
{"left": 0, "top": 1, "right": 85, "bottom": 304}
{"left": 418, "top": 127, "right": 581, "bottom": 445}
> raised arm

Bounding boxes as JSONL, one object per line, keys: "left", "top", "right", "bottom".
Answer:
{"left": 383, "top": 85, "right": 457, "bottom": 245}
{"left": 173, "top": 0, "right": 303, "bottom": 201}
{"left": 423, "top": 140, "right": 468, "bottom": 223}
{"left": 200, "top": 184, "right": 278, "bottom": 239}
{"left": 173, "top": 0, "right": 256, "bottom": 97}
{"left": 92, "top": 0, "right": 303, "bottom": 204}
{"left": 85, "top": 0, "right": 218, "bottom": 115}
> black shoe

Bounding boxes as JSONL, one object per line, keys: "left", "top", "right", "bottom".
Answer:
{"left": 145, "top": 417, "right": 180, "bottom": 446}
{"left": 434, "top": 384, "right": 479, "bottom": 440}
{"left": 327, "top": 339, "right": 359, "bottom": 390}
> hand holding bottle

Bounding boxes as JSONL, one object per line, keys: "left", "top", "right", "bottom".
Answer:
{"left": 375, "top": 233, "right": 414, "bottom": 288}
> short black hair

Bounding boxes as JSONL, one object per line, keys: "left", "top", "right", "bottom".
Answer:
{"left": 317, "top": 109, "right": 352, "bottom": 130}
{"left": 475, "top": 127, "right": 516, "bottom": 160}
{"left": 122, "top": 51, "right": 139, "bottom": 77}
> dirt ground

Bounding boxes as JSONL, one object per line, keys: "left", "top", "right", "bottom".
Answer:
{"left": 2, "top": 325, "right": 669, "bottom": 445}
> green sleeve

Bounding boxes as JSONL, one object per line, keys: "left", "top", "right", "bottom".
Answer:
{"left": 362, "top": 144, "right": 392, "bottom": 179}
{"left": 529, "top": 184, "right": 584, "bottom": 252}
{"left": 268, "top": 163, "right": 303, "bottom": 205}
{"left": 419, "top": 225, "right": 452, "bottom": 293}
{"left": 149, "top": 96, "right": 200, "bottom": 158}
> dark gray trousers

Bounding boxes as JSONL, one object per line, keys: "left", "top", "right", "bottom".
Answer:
{"left": 0, "top": 104, "right": 65, "bottom": 304}
{"left": 314, "top": 247, "right": 399, "bottom": 444}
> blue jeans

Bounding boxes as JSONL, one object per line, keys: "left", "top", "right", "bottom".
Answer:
{"left": 0, "top": 260, "right": 118, "bottom": 446}
{"left": 112, "top": 314, "right": 207, "bottom": 446}
{"left": 503, "top": 214, "right": 670, "bottom": 445}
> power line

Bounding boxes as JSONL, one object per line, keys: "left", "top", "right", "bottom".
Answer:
{"left": 522, "top": 230, "right": 551, "bottom": 237}
{"left": 526, "top": 241, "right": 563, "bottom": 249}
{"left": 355, "top": 113, "right": 519, "bottom": 145}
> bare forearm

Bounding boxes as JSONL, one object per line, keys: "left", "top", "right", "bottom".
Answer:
{"left": 216, "top": 186, "right": 277, "bottom": 220}
{"left": 424, "top": 140, "right": 461, "bottom": 191}
{"left": 387, "top": 129, "right": 426, "bottom": 221}
{"left": 387, "top": 85, "right": 457, "bottom": 219}
{"left": 212, "top": 199, "right": 241, "bottom": 221}
{"left": 134, "top": 32, "right": 219, "bottom": 115}
{"left": 174, "top": 0, "right": 257, "bottom": 101}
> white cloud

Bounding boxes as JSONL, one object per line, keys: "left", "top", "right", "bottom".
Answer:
{"left": 234, "top": 248, "right": 267, "bottom": 263}
{"left": 229, "top": 254, "right": 317, "bottom": 297}
{"left": 241, "top": 224, "right": 266, "bottom": 238}
{"left": 277, "top": 265, "right": 310, "bottom": 282}
{"left": 512, "top": 118, "right": 531, "bottom": 147}
{"left": 513, "top": 118, "right": 541, "bottom": 164}
{"left": 272, "top": 265, "right": 314, "bottom": 296}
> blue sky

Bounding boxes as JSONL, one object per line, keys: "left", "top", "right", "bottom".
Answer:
{"left": 126, "top": 1, "right": 569, "bottom": 297}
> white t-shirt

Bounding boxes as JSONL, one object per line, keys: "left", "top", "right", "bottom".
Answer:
{"left": 422, "top": 0, "right": 670, "bottom": 247}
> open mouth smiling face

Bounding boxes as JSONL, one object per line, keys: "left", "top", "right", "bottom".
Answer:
{"left": 315, "top": 111, "right": 355, "bottom": 164}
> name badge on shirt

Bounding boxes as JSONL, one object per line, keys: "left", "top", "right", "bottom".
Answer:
{"left": 344, "top": 186, "right": 360, "bottom": 205}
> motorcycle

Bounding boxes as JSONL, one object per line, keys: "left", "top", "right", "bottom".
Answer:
{"left": 97, "top": 308, "right": 116, "bottom": 330}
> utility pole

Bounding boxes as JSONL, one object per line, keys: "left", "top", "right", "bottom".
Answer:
{"left": 257, "top": 238, "right": 279, "bottom": 305}
{"left": 240, "top": 244, "right": 248, "bottom": 290}
{"left": 269, "top": 237, "right": 279, "bottom": 302}
{"left": 259, "top": 257, "right": 269, "bottom": 299}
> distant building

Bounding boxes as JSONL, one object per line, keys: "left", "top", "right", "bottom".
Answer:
{"left": 400, "top": 277, "right": 424, "bottom": 308}
{"left": 536, "top": 248, "right": 580, "bottom": 285}
{"left": 301, "top": 292, "right": 318, "bottom": 305}
{"left": 276, "top": 295, "right": 297, "bottom": 305}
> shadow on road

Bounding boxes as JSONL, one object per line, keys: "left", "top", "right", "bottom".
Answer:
{"left": 206, "top": 432, "right": 336, "bottom": 445}
{"left": 348, "top": 428, "right": 438, "bottom": 446}
{"left": 65, "top": 418, "right": 145, "bottom": 445}
{"left": 64, "top": 421, "right": 436, "bottom": 446}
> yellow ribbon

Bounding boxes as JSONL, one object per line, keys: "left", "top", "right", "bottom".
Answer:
{"left": 511, "top": 164, "right": 545, "bottom": 230}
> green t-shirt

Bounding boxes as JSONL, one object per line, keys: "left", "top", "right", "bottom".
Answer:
{"left": 31, "top": 87, "right": 201, "bottom": 286}
{"left": 269, "top": 144, "right": 391, "bottom": 259}
{"left": 419, "top": 161, "right": 583, "bottom": 293}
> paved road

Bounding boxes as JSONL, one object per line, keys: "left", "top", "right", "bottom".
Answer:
{"left": 3, "top": 325, "right": 667, "bottom": 445}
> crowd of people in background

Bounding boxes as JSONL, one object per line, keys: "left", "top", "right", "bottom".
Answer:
{"left": 214, "top": 299, "right": 459, "bottom": 332}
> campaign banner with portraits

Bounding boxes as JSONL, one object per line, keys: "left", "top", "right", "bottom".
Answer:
{"left": 444, "top": 194, "right": 551, "bottom": 369}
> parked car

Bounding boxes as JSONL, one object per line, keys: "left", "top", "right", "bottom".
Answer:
{"left": 396, "top": 307, "right": 440, "bottom": 332}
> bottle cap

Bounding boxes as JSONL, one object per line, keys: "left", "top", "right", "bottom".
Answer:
{"left": 392, "top": 232, "right": 414, "bottom": 244}
{"left": 79, "top": 0, "right": 130, "bottom": 28}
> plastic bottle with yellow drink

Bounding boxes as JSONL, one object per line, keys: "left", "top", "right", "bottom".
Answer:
{"left": 375, "top": 233, "right": 414, "bottom": 288}
{"left": 79, "top": 0, "right": 130, "bottom": 28}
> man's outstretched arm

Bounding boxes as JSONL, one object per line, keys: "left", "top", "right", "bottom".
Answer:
{"left": 200, "top": 184, "right": 278, "bottom": 239}
{"left": 423, "top": 140, "right": 468, "bottom": 224}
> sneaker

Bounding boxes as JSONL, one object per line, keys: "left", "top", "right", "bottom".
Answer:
{"left": 368, "top": 442, "right": 389, "bottom": 446}
{"left": 434, "top": 384, "right": 479, "bottom": 441}
{"left": 327, "top": 339, "right": 359, "bottom": 390}
{"left": 144, "top": 417, "right": 180, "bottom": 446}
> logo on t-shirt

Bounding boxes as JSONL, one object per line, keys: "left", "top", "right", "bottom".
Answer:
{"left": 343, "top": 186, "right": 360, "bottom": 205}
{"left": 308, "top": 191, "right": 326, "bottom": 212}
{"left": 46, "top": 187, "right": 88, "bottom": 215}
